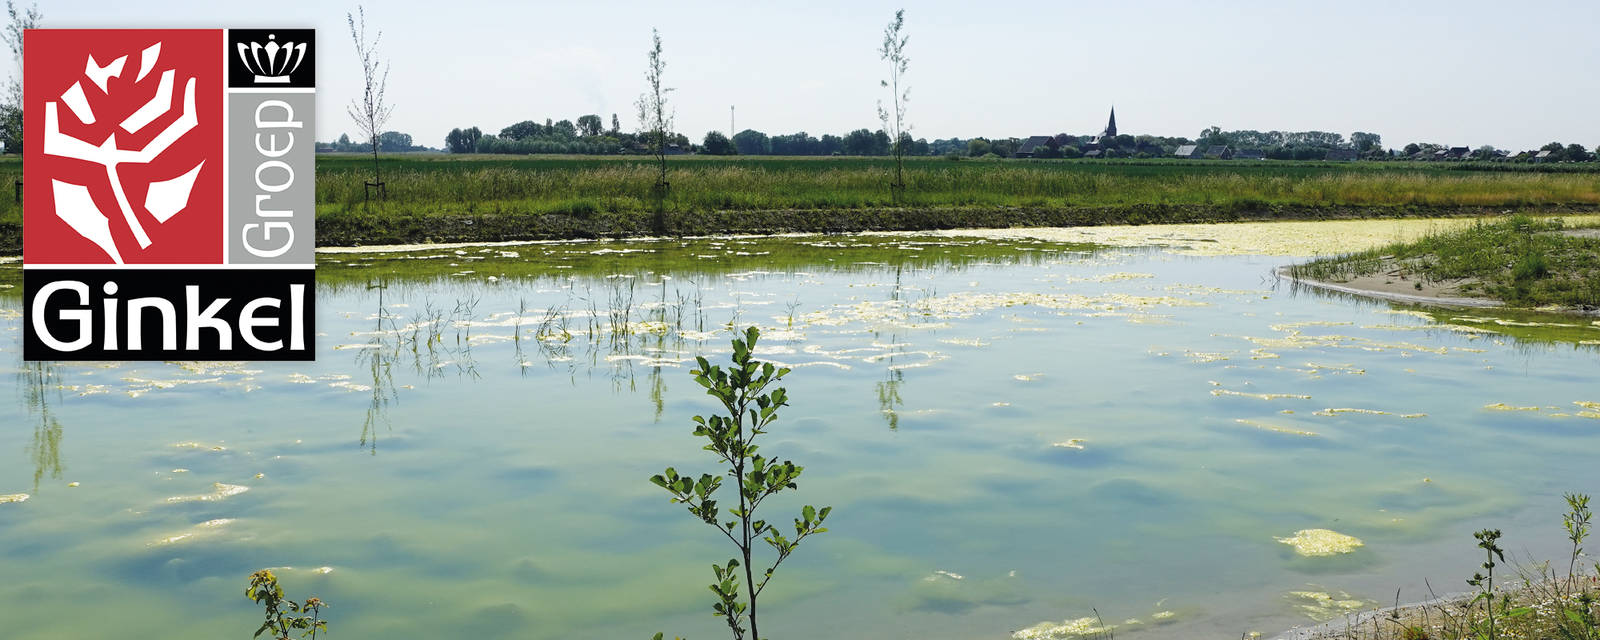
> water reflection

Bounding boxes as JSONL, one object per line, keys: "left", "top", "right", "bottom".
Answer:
{"left": 16, "top": 360, "right": 65, "bottom": 490}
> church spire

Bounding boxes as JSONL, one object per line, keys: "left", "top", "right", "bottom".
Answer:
{"left": 1104, "top": 107, "right": 1117, "bottom": 138}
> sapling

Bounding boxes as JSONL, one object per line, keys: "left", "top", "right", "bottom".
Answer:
{"left": 247, "top": 570, "right": 329, "bottom": 640}
{"left": 651, "top": 327, "right": 832, "bottom": 640}
{"left": 1565, "top": 493, "right": 1592, "bottom": 584}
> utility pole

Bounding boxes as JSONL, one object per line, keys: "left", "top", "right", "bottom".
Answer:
{"left": 730, "top": 105, "right": 735, "bottom": 139}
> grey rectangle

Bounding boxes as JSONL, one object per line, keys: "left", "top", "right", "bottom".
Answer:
{"left": 227, "top": 91, "right": 315, "bottom": 265}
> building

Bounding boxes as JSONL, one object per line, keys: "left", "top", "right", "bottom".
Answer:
{"left": 1086, "top": 107, "right": 1118, "bottom": 149}
{"left": 1233, "top": 149, "right": 1265, "bottom": 160}
{"left": 1173, "top": 144, "right": 1201, "bottom": 159}
{"left": 1205, "top": 145, "right": 1232, "bottom": 159}
{"left": 1326, "top": 149, "right": 1359, "bottom": 161}
{"left": 1015, "top": 135, "right": 1055, "bottom": 159}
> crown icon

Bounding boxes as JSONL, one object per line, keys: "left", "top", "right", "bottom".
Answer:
{"left": 237, "top": 34, "right": 306, "bottom": 83}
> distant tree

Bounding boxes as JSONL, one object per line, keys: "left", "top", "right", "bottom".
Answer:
{"left": 337, "top": 133, "right": 351, "bottom": 147}
{"left": 445, "top": 126, "right": 481, "bottom": 153}
{"left": 552, "top": 119, "right": 577, "bottom": 138}
{"left": 347, "top": 6, "right": 394, "bottom": 197}
{"left": 610, "top": 113, "right": 621, "bottom": 136}
{"left": 990, "top": 137, "right": 1020, "bottom": 158}
{"left": 820, "top": 134, "right": 844, "bottom": 155}
{"left": 1565, "top": 143, "right": 1591, "bottom": 162}
{"left": 0, "top": 1, "right": 40, "bottom": 154}
{"left": 1403, "top": 143, "right": 1421, "bottom": 156}
{"left": 378, "top": 131, "right": 414, "bottom": 152}
{"left": 732, "top": 129, "right": 769, "bottom": 155}
{"left": 1350, "top": 132, "right": 1382, "bottom": 153}
{"left": 577, "top": 114, "right": 604, "bottom": 137}
{"left": 876, "top": 8, "right": 910, "bottom": 200}
{"left": 1032, "top": 144, "right": 1058, "bottom": 159}
{"left": 872, "top": 129, "right": 891, "bottom": 156}
{"left": 912, "top": 137, "right": 929, "bottom": 156}
{"left": 1058, "top": 145, "right": 1082, "bottom": 159}
{"left": 701, "top": 131, "right": 737, "bottom": 155}
{"left": 844, "top": 128, "right": 876, "bottom": 155}
{"left": 500, "top": 120, "right": 544, "bottom": 140}
{"left": 1474, "top": 145, "right": 1498, "bottom": 160}
{"left": 967, "top": 138, "right": 991, "bottom": 157}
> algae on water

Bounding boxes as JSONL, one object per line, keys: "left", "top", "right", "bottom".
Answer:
{"left": 1278, "top": 529, "right": 1364, "bottom": 556}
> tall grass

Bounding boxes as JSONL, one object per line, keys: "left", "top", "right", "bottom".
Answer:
{"left": 314, "top": 156, "right": 1600, "bottom": 218}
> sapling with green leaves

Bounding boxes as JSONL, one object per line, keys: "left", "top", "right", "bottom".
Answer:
{"left": 650, "top": 327, "right": 832, "bottom": 640}
{"left": 1565, "top": 493, "right": 1592, "bottom": 583}
{"left": 247, "top": 570, "right": 329, "bottom": 640}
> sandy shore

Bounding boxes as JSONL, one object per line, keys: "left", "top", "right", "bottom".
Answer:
{"left": 1276, "top": 266, "right": 1503, "bottom": 308}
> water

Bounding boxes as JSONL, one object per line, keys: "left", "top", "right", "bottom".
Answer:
{"left": 2, "top": 229, "right": 1599, "bottom": 640}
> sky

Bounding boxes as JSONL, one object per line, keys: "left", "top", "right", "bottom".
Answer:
{"left": 26, "top": 1, "right": 1600, "bottom": 151}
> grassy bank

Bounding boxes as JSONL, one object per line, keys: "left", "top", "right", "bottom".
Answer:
{"left": 315, "top": 155, "right": 1600, "bottom": 215}
{"left": 1288, "top": 215, "right": 1600, "bottom": 310}
{"left": 7, "top": 155, "right": 1600, "bottom": 253}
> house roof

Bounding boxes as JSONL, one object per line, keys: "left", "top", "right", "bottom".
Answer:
{"left": 1234, "top": 149, "right": 1265, "bottom": 158}
{"left": 1174, "top": 144, "right": 1199, "bottom": 156}
{"left": 1205, "top": 145, "right": 1229, "bottom": 155}
{"left": 1327, "top": 149, "right": 1359, "bottom": 161}
{"left": 1535, "top": 150, "right": 1553, "bottom": 158}
{"left": 1017, "top": 136, "right": 1054, "bottom": 154}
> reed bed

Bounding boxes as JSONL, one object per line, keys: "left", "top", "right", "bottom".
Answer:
{"left": 311, "top": 157, "right": 1600, "bottom": 220}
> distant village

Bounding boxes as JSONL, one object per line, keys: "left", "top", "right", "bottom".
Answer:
{"left": 318, "top": 107, "right": 1592, "bottom": 163}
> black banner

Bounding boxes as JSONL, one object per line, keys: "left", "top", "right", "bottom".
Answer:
{"left": 24, "top": 269, "right": 316, "bottom": 361}
{"left": 227, "top": 29, "right": 316, "bottom": 89}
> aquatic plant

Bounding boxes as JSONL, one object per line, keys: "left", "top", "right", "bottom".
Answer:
{"left": 650, "top": 326, "right": 833, "bottom": 640}
{"left": 246, "top": 570, "right": 329, "bottom": 640}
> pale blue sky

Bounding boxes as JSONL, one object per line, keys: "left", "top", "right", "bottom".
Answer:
{"left": 30, "top": 1, "right": 1600, "bottom": 151}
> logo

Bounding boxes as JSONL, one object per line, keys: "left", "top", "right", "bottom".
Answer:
{"left": 24, "top": 29, "right": 316, "bottom": 361}
{"left": 237, "top": 34, "right": 307, "bottom": 84}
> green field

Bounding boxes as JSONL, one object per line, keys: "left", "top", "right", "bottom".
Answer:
{"left": 313, "top": 153, "right": 1600, "bottom": 215}
{"left": 6, "top": 154, "right": 1600, "bottom": 252}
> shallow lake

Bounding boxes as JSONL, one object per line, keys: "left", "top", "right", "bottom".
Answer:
{"left": 3, "top": 223, "right": 1599, "bottom": 640}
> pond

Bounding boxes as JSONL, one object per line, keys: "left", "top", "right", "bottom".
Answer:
{"left": 3, "top": 221, "right": 1599, "bottom": 640}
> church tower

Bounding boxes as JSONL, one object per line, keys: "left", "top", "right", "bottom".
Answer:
{"left": 1102, "top": 107, "right": 1117, "bottom": 138}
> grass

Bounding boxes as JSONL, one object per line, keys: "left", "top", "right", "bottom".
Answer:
{"left": 1288, "top": 214, "right": 1600, "bottom": 309}
{"left": 7, "top": 154, "right": 1600, "bottom": 251}
{"left": 314, "top": 154, "right": 1600, "bottom": 216}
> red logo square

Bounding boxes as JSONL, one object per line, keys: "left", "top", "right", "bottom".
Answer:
{"left": 24, "top": 29, "right": 223, "bottom": 265}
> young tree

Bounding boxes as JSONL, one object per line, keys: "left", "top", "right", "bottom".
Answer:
{"left": 876, "top": 9, "right": 910, "bottom": 201}
{"left": 635, "top": 29, "right": 674, "bottom": 216}
{"left": 0, "top": 1, "right": 41, "bottom": 155}
{"left": 347, "top": 6, "right": 394, "bottom": 199}
{"left": 651, "top": 328, "right": 832, "bottom": 640}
